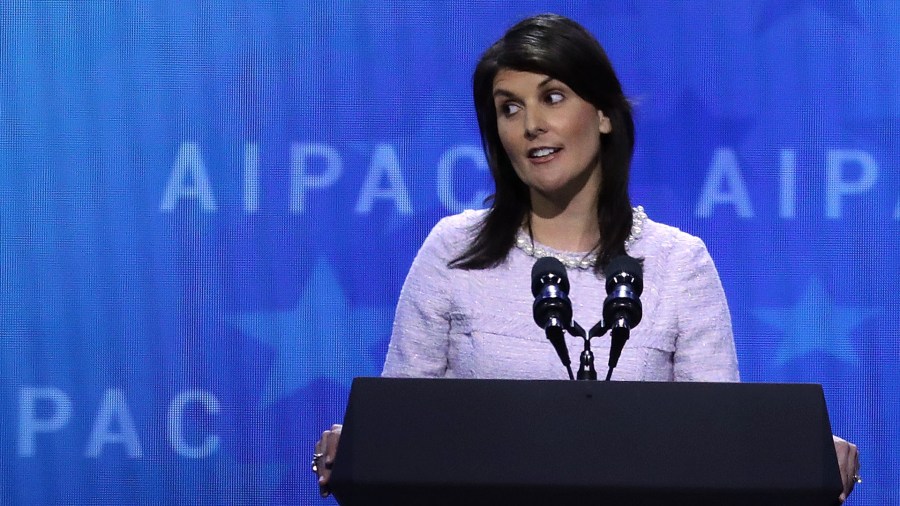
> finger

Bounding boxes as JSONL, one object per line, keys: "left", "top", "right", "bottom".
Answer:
{"left": 848, "top": 443, "right": 860, "bottom": 494}
{"left": 841, "top": 455, "right": 853, "bottom": 496}
{"left": 319, "top": 429, "right": 332, "bottom": 460}
{"left": 318, "top": 433, "right": 333, "bottom": 499}
{"left": 832, "top": 438, "right": 850, "bottom": 498}
{"left": 324, "top": 430, "right": 341, "bottom": 467}
{"left": 839, "top": 442, "right": 859, "bottom": 497}
{"left": 317, "top": 425, "right": 343, "bottom": 495}
{"left": 315, "top": 430, "right": 332, "bottom": 478}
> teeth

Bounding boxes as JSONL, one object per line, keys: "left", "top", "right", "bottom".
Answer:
{"left": 530, "top": 147, "right": 557, "bottom": 157}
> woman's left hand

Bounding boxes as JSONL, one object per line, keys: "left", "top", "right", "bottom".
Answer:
{"left": 833, "top": 435, "right": 860, "bottom": 503}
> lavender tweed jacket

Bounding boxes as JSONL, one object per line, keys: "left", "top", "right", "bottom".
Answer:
{"left": 382, "top": 209, "right": 739, "bottom": 382}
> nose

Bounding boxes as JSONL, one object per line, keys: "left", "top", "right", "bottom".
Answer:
{"left": 523, "top": 108, "right": 547, "bottom": 140}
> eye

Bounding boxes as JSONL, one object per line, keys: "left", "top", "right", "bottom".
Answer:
{"left": 545, "top": 91, "right": 564, "bottom": 105}
{"left": 499, "top": 102, "right": 521, "bottom": 117}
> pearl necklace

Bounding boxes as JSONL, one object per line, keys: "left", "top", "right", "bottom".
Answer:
{"left": 515, "top": 205, "right": 647, "bottom": 270}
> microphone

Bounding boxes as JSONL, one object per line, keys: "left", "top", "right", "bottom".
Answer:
{"left": 603, "top": 255, "right": 643, "bottom": 375}
{"left": 531, "top": 257, "right": 574, "bottom": 377}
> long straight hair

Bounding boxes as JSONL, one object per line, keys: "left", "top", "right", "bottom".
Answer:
{"left": 449, "top": 14, "right": 635, "bottom": 274}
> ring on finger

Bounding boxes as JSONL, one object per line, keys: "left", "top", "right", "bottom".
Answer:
{"left": 311, "top": 453, "right": 325, "bottom": 473}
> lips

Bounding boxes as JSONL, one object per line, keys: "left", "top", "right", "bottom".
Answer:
{"left": 527, "top": 146, "right": 562, "bottom": 159}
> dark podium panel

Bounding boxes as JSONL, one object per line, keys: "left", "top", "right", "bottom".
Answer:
{"left": 329, "top": 378, "right": 841, "bottom": 506}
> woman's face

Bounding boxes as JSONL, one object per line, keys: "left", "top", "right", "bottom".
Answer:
{"left": 492, "top": 69, "right": 611, "bottom": 208}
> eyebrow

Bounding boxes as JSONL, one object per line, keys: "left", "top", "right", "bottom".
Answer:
{"left": 493, "top": 76, "right": 557, "bottom": 100}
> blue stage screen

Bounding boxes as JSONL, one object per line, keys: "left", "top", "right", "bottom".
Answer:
{"left": 1, "top": 1, "right": 897, "bottom": 504}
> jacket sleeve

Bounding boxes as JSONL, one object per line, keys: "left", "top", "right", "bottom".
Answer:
{"left": 670, "top": 235, "right": 740, "bottom": 382}
{"left": 381, "top": 218, "right": 458, "bottom": 378}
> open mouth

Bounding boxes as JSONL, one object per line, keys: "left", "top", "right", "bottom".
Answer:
{"left": 527, "top": 147, "right": 562, "bottom": 159}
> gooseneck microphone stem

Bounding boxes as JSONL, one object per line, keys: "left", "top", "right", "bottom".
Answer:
{"left": 545, "top": 321, "right": 574, "bottom": 380}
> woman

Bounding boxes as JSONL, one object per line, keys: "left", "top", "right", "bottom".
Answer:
{"left": 314, "top": 13, "right": 859, "bottom": 502}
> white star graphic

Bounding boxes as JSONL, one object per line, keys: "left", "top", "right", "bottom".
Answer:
{"left": 233, "top": 257, "right": 393, "bottom": 407}
{"left": 754, "top": 276, "right": 876, "bottom": 367}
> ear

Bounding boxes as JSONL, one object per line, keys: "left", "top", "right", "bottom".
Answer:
{"left": 598, "top": 110, "right": 612, "bottom": 134}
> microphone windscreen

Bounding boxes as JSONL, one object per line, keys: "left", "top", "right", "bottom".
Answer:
{"left": 531, "top": 257, "right": 569, "bottom": 297}
{"left": 604, "top": 255, "right": 643, "bottom": 296}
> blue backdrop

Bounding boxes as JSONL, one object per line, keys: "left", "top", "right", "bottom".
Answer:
{"left": 1, "top": 1, "right": 897, "bottom": 504}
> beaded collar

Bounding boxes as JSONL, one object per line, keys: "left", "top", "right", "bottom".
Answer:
{"left": 514, "top": 205, "right": 647, "bottom": 270}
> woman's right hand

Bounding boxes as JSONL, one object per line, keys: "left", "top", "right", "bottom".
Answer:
{"left": 313, "top": 424, "right": 342, "bottom": 497}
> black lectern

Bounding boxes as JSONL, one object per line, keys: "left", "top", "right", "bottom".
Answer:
{"left": 329, "top": 378, "right": 841, "bottom": 506}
